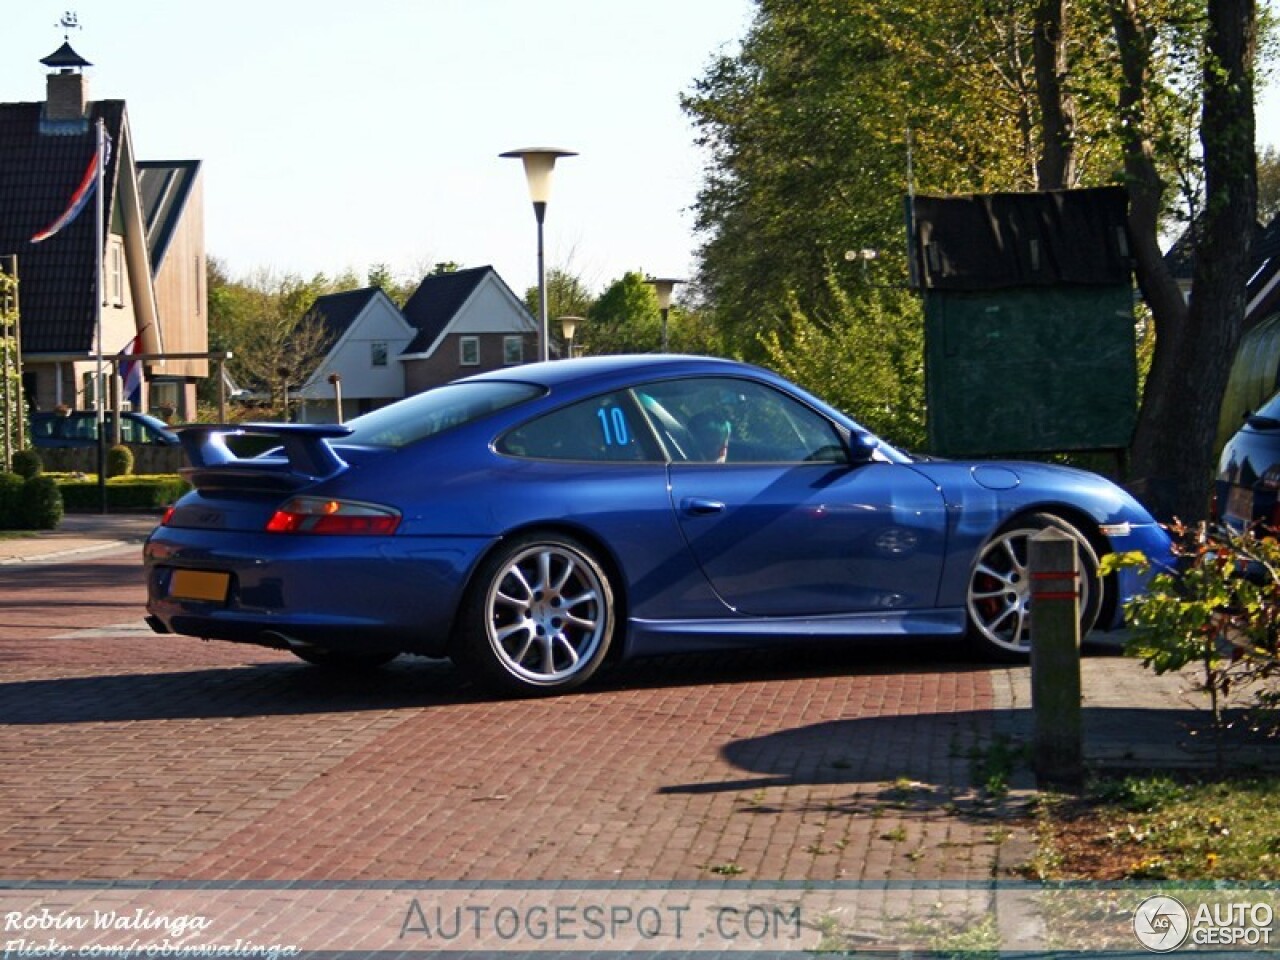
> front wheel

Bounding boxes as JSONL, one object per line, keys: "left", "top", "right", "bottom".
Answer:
{"left": 966, "top": 513, "right": 1102, "bottom": 660}
{"left": 453, "top": 533, "right": 615, "bottom": 695}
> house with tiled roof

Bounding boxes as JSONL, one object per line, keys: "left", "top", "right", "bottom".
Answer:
{"left": 0, "top": 41, "right": 206, "bottom": 418}
{"left": 399, "top": 265, "right": 537, "bottom": 393}
{"left": 293, "top": 286, "right": 414, "bottom": 421}
{"left": 291, "top": 266, "right": 537, "bottom": 422}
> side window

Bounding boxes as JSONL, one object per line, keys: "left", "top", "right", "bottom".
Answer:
{"left": 635, "top": 377, "right": 847, "bottom": 464}
{"left": 498, "top": 391, "right": 662, "bottom": 462}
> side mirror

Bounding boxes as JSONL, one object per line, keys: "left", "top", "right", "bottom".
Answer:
{"left": 848, "top": 430, "right": 879, "bottom": 462}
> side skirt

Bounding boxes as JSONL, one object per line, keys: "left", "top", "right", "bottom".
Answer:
{"left": 622, "top": 608, "right": 968, "bottom": 659}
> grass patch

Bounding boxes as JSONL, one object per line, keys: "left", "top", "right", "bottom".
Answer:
{"left": 1035, "top": 773, "right": 1280, "bottom": 881}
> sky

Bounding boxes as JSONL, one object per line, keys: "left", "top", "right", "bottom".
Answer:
{"left": 0, "top": 0, "right": 755, "bottom": 297}
{"left": 2, "top": 2, "right": 1278, "bottom": 300}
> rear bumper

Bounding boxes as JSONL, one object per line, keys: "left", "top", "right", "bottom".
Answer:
{"left": 144, "top": 528, "right": 495, "bottom": 657}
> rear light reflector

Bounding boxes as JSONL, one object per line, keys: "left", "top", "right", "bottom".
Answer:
{"left": 265, "top": 497, "right": 401, "bottom": 535}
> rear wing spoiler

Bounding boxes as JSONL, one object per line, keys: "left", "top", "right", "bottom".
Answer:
{"left": 179, "top": 423, "right": 354, "bottom": 492}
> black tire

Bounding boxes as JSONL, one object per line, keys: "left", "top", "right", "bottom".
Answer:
{"left": 290, "top": 648, "right": 399, "bottom": 670}
{"left": 965, "top": 512, "right": 1102, "bottom": 661}
{"left": 453, "top": 532, "right": 615, "bottom": 695}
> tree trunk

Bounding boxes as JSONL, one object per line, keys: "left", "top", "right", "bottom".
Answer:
{"left": 1033, "top": 0, "right": 1076, "bottom": 189}
{"left": 1127, "top": 0, "right": 1256, "bottom": 521}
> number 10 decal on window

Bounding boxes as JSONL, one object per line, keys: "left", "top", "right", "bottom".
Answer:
{"left": 597, "top": 407, "right": 630, "bottom": 447}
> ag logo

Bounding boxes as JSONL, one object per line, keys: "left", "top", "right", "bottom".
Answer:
{"left": 1134, "top": 895, "right": 1190, "bottom": 952}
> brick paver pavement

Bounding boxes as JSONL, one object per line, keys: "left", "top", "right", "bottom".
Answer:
{"left": 0, "top": 545, "right": 1013, "bottom": 888}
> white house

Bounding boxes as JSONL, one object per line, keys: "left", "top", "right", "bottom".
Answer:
{"left": 293, "top": 286, "right": 412, "bottom": 422}
{"left": 293, "top": 267, "right": 537, "bottom": 423}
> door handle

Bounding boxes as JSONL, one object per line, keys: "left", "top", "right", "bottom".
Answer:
{"left": 681, "top": 497, "right": 726, "bottom": 515}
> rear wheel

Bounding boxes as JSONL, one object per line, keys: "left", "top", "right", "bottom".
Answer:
{"left": 453, "top": 533, "right": 615, "bottom": 695}
{"left": 966, "top": 513, "right": 1102, "bottom": 660}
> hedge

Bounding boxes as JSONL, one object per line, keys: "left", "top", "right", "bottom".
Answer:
{"left": 57, "top": 475, "right": 191, "bottom": 512}
{"left": 0, "top": 473, "right": 63, "bottom": 530}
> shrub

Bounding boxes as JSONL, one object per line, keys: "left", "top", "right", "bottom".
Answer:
{"left": 18, "top": 475, "right": 63, "bottom": 530}
{"left": 1105, "top": 523, "right": 1280, "bottom": 767}
{"left": 10, "top": 449, "right": 42, "bottom": 479}
{"left": 106, "top": 444, "right": 135, "bottom": 478}
{"left": 0, "top": 473, "right": 23, "bottom": 526}
{"left": 57, "top": 475, "right": 190, "bottom": 511}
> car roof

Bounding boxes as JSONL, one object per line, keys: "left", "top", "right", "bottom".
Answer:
{"left": 457, "top": 354, "right": 755, "bottom": 391}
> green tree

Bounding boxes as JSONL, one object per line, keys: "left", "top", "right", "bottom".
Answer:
{"left": 584, "top": 272, "right": 662, "bottom": 355}
{"left": 204, "top": 263, "right": 345, "bottom": 420}
{"left": 1258, "top": 144, "right": 1280, "bottom": 224}
{"left": 524, "top": 267, "right": 596, "bottom": 357}
{"left": 1125, "top": 0, "right": 1259, "bottom": 520}
{"left": 688, "top": 0, "right": 1263, "bottom": 520}
{"left": 761, "top": 275, "right": 925, "bottom": 449}
{"left": 366, "top": 263, "right": 418, "bottom": 306}
{"left": 0, "top": 265, "right": 23, "bottom": 468}
{"left": 681, "top": 0, "right": 1137, "bottom": 353}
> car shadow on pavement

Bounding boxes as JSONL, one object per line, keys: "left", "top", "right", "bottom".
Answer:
{"left": 0, "top": 638, "right": 984, "bottom": 724}
{"left": 0, "top": 659, "right": 477, "bottom": 724}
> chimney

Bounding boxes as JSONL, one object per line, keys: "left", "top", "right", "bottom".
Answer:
{"left": 46, "top": 71, "right": 88, "bottom": 121}
{"left": 39, "top": 41, "right": 92, "bottom": 125}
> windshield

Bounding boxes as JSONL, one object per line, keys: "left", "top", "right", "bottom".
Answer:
{"left": 341, "top": 381, "right": 542, "bottom": 448}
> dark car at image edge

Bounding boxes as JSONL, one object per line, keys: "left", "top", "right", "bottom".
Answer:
{"left": 1215, "top": 389, "right": 1280, "bottom": 530}
{"left": 144, "top": 355, "right": 1174, "bottom": 695}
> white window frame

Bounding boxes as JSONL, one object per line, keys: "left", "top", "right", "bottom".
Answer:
{"left": 109, "top": 241, "right": 124, "bottom": 306}
{"left": 460, "top": 336, "right": 480, "bottom": 366}
{"left": 503, "top": 336, "right": 524, "bottom": 366}
{"left": 370, "top": 341, "right": 388, "bottom": 367}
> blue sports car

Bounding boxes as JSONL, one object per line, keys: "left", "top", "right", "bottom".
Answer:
{"left": 144, "top": 356, "right": 1171, "bottom": 694}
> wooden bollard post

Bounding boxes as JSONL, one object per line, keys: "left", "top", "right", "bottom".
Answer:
{"left": 1029, "top": 527, "right": 1084, "bottom": 788}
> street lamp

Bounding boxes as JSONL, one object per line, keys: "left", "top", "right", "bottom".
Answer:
{"left": 646, "top": 277, "right": 683, "bottom": 353}
{"left": 559, "top": 315, "right": 583, "bottom": 358}
{"left": 500, "top": 147, "right": 577, "bottom": 363}
{"left": 327, "top": 371, "right": 343, "bottom": 423}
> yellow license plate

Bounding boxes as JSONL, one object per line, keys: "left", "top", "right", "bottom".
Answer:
{"left": 169, "top": 569, "right": 230, "bottom": 603}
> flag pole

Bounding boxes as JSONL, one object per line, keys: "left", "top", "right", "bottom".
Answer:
{"left": 94, "top": 116, "right": 107, "bottom": 514}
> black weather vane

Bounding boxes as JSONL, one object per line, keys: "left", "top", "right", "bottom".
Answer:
{"left": 57, "top": 11, "right": 81, "bottom": 40}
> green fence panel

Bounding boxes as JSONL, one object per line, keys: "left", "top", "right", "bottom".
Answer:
{"left": 924, "top": 286, "right": 1137, "bottom": 456}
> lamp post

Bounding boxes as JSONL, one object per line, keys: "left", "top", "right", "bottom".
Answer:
{"left": 559, "top": 315, "right": 583, "bottom": 359}
{"left": 327, "top": 371, "right": 343, "bottom": 423}
{"left": 646, "top": 277, "right": 683, "bottom": 353}
{"left": 500, "top": 147, "right": 577, "bottom": 363}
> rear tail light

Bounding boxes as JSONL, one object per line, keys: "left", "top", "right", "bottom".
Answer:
{"left": 265, "top": 497, "right": 401, "bottom": 535}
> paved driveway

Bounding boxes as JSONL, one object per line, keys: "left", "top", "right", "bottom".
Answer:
{"left": 0, "top": 550, "right": 1017, "bottom": 886}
